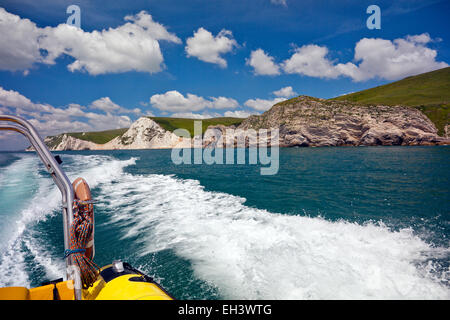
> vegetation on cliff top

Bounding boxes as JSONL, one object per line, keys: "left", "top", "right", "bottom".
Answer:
{"left": 66, "top": 128, "right": 129, "bottom": 144}
{"left": 149, "top": 117, "right": 244, "bottom": 136}
{"left": 45, "top": 128, "right": 128, "bottom": 148}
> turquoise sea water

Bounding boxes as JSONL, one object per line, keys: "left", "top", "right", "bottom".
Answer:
{"left": 0, "top": 147, "right": 449, "bottom": 299}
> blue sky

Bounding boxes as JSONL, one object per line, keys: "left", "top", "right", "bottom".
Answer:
{"left": 0, "top": 0, "right": 449, "bottom": 150}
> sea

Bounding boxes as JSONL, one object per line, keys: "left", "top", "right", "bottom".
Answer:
{"left": 0, "top": 146, "right": 448, "bottom": 299}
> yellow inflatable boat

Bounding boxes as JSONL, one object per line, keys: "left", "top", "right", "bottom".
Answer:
{"left": 0, "top": 262, "right": 173, "bottom": 300}
{"left": 0, "top": 115, "right": 173, "bottom": 300}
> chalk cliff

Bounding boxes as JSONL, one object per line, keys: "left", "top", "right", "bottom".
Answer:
{"left": 30, "top": 96, "right": 449, "bottom": 151}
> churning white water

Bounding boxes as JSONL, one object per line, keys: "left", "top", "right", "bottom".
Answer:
{"left": 0, "top": 154, "right": 448, "bottom": 299}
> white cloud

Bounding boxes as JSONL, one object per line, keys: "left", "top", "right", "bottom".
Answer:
{"left": 406, "top": 33, "right": 432, "bottom": 44}
{"left": 270, "top": 0, "right": 287, "bottom": 7}
{"left": 209, "top": 96, "right": 239, "bottom": 109}
{"left": 223, "top": 110, "right": 255, "bottom": 118}
{"left": 244, "top": 97, "right": 286, "bottom": 111}
{"left": 0, "top": 8, "right": 43, "bottom": 72}
{"left": 90, "top": 97, "right": 122, "bottom": 113}
{"left": 171, "top": 109, "right": 253, "bottom": 119}
{"left": 281, "top": 33, "right": 448, "bottom": 81}
{"left": 171, "top": 112, "right": 220, "bottom": 119}
{"left": 124, "top": 11, "right": 181, "bottom": 43}
{"left": 0, "top": 86, "right": 134, "bottom": 137}
{"left": 283, "top": 44, "right": 341, "bottom": 79}
{"left": 273, "top": 86, "right": 297, "bottom": 98}
{"left": 337, "top": 33, "right": 448, "bottom": 81}
{"left": 0, "top": 8, "right": 180, "bottom": 75}
{"left": 90, "top": 97, "right": 142, "bottom": 115}
{"left": 185, "top": 27, "right": 237, "bottom": 67}
{"left": 0, "top": 85, "right": 39, "bottom": 110}
{"left": 150, "top": 91, "right": 209, "bottom": 112}
{"left": 246, "top": 49, "right": 281, "bottom": 75}
{"left": 150, "top": 90, "right": 239, "bottom": 112}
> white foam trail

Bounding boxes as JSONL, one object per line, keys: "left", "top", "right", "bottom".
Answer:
{"left": 0, "top": 155, "right": 38, "bottom": 245}
{"left": 23, "top": 233, "right": 65, "bottom": 281}
{"left": 1, "top": 154, "right": 448, "bottom": 299}
{"left": 0, "top": 154, "right": 136, "bottom": 287}
{"left": 98, "top": 173, "right": 450, "bottom": 300}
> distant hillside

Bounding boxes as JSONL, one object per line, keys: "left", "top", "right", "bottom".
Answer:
{"left": 41, "top": 117, "right": 244, "bottom": 149}
{"left": 66, "top": 128, "right": 129, "bottom": 144}
{"left": 45, "top": 128, "right": 128, "bottom": 149}
{"left": 332, "top": 67, "right": 450, "bottom": 135}
{"left": 149, "top": 117, "right": 244, "bottom": 137}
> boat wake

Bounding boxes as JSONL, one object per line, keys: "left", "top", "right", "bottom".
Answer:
{"left": 0, "top": 154, "right": 135, "bottom": 287}
{"left": 97, "top": 160, "right": 450, "bottom": 299}
{"left": 0, "top": 154, "right": 448, "bottom": 299}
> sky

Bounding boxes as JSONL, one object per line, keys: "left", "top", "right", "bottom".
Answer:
{"left": 0, "top": 0, "right": 449, "bottom": 150}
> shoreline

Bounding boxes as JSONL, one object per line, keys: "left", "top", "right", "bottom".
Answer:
{"left": 20, "top": 142, "right": 450, "bottom": 152}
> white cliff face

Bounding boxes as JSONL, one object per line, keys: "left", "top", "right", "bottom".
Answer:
{"left": 36, "top": 117, "right": 192, "bottom": 151}
{"left": 30, "top": 134, "right": 102, "bottom": 151}
{"left": 57, "top": 134, "right": 100, "bottom": 150}
{"left": 104, "top": 117, "right": 191, "bottom": 149}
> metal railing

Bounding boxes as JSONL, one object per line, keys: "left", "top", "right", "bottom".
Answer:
{"left": 0, "top": 115, "right": 82, "bottom": 300}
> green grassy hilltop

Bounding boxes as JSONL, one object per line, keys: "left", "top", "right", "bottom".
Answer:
{"left": 149, "top": 117, "right": 244, "bottom": 137}
{"left": 66, "top": 128, "right": 129, "bottom": 144}
{"left": 332, "top": 67, "right": 450, "bottom": 135}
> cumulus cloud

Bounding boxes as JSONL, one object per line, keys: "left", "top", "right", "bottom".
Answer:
{"left": 337, "top": 33, "right": 448, "bottom": 81}
{"left": 244, "top": 97, "right": 287, "bottom": 111}
{"left": 244, "top": 86, "right": 295, "bottom": 112}
{"left": 283, "top": 44, "right": 342, "bottom": 79}
{"left": 150, "top": 91, "right": 209, "bottom": 112}
{"left": 150, "top": 90, "right": 239, "bottom": 112}
{"left": 0, "top": 8, "right": 43, "bottom": 72}
{"left": 223, "top": 110, "right": 255, "bottom": 118}
{"left": 172, "top": 110, "right": 254, "bottom": 119}
{"left": 248, "top": 34, "right": 447, "bottom": 82}
{"left": 281, "top": 33, "right": 448, "bottom": 81}
{"left": 0, "top": 8, "right": 180, "bottom": 75}
{"left": 90, "top": 97, "right": 122, "bottom": 113}
{"left": 273, "top": 86, "right": 297, "bottom": 98}
{"left": 90, "top": 97, "right": 142, "bottom": 115}
{"left": 246, "top": 49, "right": 281, "bottom": 75}
{"left": 209, "top": 96, "right": 240, "bottom": 109}
{"left": 185, "top": 27, "right": 238, "bottom": 67}
{"left": 0, "top": 85, "right": 40, "bottom": 110}
{"left": 270, "top": 0, "right": 287, "bottom": 7}
{"left": 170, "top": 112, "right": 221, "bottom": 119}
{"left": 0, "top": 86, "right": 135, "bottom": 138}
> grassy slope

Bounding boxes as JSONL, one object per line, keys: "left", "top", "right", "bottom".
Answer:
{"left": 65, "top": 128, "right": 128, "bottom": 144}
{"left": 332, "top": 67, "right": 450, "bottom": 135}
{"left": 149, "top": 117, "right": 244, "bottom": 136}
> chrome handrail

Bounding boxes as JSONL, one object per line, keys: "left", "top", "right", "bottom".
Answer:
{"left": 0, "top": 115, "right": 82, "bottom": 300}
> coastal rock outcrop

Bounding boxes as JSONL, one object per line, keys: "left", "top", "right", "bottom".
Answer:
{"left": 104, "top": 117, "right": 190, "bottom": 149}
{"left": 236, "top": 96, "right": 448, "bottom": 147}
{"left": 30, "top": 96, "right": 449, "bottom": 151}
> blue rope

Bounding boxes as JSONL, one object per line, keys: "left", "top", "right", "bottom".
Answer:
{"left": 64, "top": 248, "right": 86, "bottom": 258}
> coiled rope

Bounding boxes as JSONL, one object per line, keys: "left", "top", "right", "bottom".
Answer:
{"left": 65, "top": 200, "right": 100, "bottom": 289}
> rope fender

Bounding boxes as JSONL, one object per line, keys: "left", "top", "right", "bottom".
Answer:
{"left": 66, "top": 199, "right": 100, "bottom": 289}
